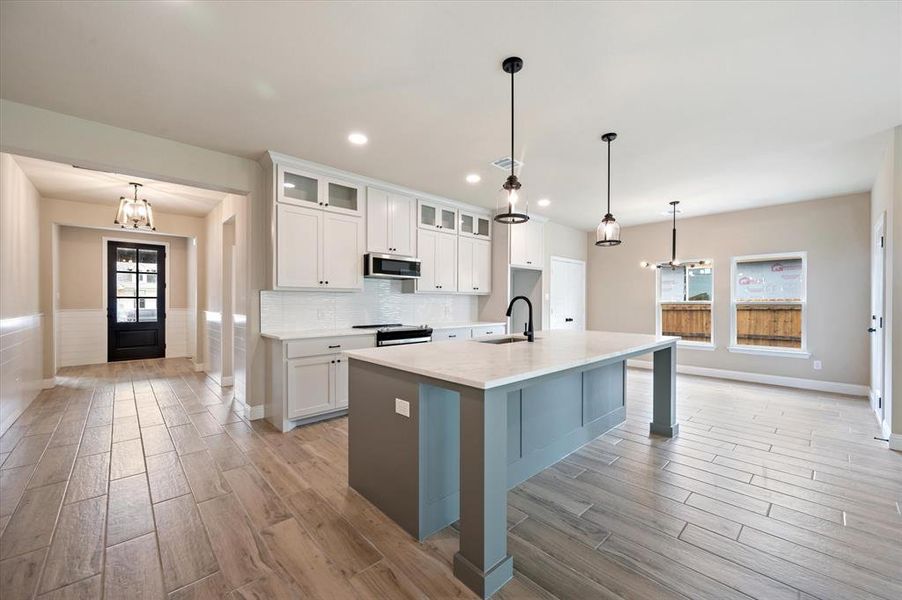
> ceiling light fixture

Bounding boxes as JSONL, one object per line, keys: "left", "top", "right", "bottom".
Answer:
{"left": 348, "top": 132, "right": 368, "bottom": 145}
{"left": 466, "top": 173, "right": 481, "bottom": 184}
{"left": 537, "top": 198, "right": 551, "bottom": 207}
{"left": 595, "top": 132, "right": 621, "bottom": 246}
{"left": 114, "top": 182, "right": 155, "bottom": 231}
{"left": 494, "top": 56, "right": 529, "bottom": 225}
{"left": 641, "top": 201, "right": 710, "bottom": 269}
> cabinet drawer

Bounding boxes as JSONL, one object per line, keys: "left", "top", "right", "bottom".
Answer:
{"left": 432, "top": 327, "right": 471, "bottom": 341}
{"left": 471, "top": 325, "right": 505, "bottom": 338}
{"left": 286, "top": 335, "right": 374, "bottom": 359}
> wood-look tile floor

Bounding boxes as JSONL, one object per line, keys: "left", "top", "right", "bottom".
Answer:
{"left": 1, "top": 358, "right": 900, "bottom": 599}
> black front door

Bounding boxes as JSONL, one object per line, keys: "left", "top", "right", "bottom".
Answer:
{"left": 107, "top": 241, "right": 166, "bottom": 361}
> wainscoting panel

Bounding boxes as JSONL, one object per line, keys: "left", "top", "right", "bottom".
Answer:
{"left": 165, "top": 308, "right": 189, "bottom": 358}
{"left": 233, "top": 313, "right": 247, "bottom": 401}
{"left": 0, "top": 314, "right": 44, "bottom": 434}
{"left": 205, "top": 311, "right": 222, "bottom": 385}
{"left": 57, "top": 309, "right": 105, "bottom": 367}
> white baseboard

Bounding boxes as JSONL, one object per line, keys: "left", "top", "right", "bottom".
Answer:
{"left": 220, "top": 376, "right": 234, "bottom": 387}
{"left": 244, "top": 403, "right": 265, "bottom": 421}
{"left": 626, "top": 360, "right": 868, "bottom": 397}
{"left": 41, "top": 378, "right": 57, "bottom": 389}
{"left": 192, "top": 361, "right": 205, "bottom": 372}
{"left": 889, "top": 434, "right": 902, "bottom": 452}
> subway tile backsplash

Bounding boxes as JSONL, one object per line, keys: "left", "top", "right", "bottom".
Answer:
{"left": 260, "top": 280, "right": 477, "bottom": 332}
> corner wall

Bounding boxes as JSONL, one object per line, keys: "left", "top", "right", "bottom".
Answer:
{"left": 0, "top": 153, "right": 44, "bottom": 433}
{"left": 586, "top": 192, "right": 871, "bottom": 390}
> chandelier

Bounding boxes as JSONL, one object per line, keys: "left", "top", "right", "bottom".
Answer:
{"left": 114, "top": 182, "right": 156, "bottom": 230}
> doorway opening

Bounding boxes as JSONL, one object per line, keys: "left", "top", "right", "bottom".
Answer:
{"left": 107, "top": 240, "right": 166, "bottom": 361}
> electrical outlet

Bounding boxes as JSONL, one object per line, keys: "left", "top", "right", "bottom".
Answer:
{"left": 395, "top": 398, "right": 410, "bottom": 418}
{"left": 813, "top": 360, "right": 822, "bottom": 370}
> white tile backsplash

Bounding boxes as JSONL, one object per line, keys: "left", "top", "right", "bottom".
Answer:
{"left": 260, "top": 280, "right": 477, "bottom": 332}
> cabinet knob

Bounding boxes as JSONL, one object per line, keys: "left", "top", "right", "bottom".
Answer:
{"left": 325, "top": 281, "right": 329, "bottom": 285}
{"left": 319, "top": 281, "right": 323, "bottom": 284}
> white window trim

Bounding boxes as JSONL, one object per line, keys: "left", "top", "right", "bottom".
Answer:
{"left": 730, "top": 251, "right": 809, "bottom": 357}
{"left": 655, "top": 260, "right": 715, "bottom": 349}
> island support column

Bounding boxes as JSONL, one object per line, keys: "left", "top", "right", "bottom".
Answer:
{"left": 453, "top": 387, "right": 513, "bottom": 598}
{"left": 650, "top": 343, "right": 679, "bottom": 437}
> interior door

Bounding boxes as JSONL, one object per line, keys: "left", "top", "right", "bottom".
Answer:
{"left": 871, "top": 213, "right": 886, "bottom": 421}
{"left": 107, "top": 241, "right": 166, "bottom": 361}
{"left": 550, "top": 257, "right": 586, "bottom": 330}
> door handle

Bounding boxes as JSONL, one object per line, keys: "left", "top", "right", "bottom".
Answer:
{"left": 565, "top": 317, "right": 574, "bottom": 322}
{"left": 868, "top": 328, "right": 877, "bottom": 333}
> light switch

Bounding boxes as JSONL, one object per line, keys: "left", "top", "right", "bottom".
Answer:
{"left": 395, "top": 398, "right": 410, "bottom": 417}
{"left": 813, "top": 360, "right": 822, "bottom": 370}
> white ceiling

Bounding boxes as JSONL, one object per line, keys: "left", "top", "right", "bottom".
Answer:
{"left": 1, "top": 1, "right": 899, "bottom": 230}
{"left": 13, "top": 155, "right": 228, "bottom": 217}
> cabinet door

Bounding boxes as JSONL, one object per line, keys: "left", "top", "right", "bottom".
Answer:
{"left": 277, "top": 204, "right": 322, "bottom": 288}
{"left": 278, "top": 166, "right": 321, "bottom": 208}
{"left": 332, "top": 356, "right": 349, "bottom": 409}
{"left": 527, "top": 220, "right": 545, "bottom": 267}
{"left": 474, "top": 239, "right": 492, "bottom": 293}
{"left": 417, "top": 229, "right": 438, "bottom": 292}
{"left": 324, "top": 178, "right": 363, "bottom": 216}
{"left": 418, "top": 200, "right": 440, "bottom": 230}
{"left": 458, "top": 237, "right": 475, "bottom": 292}
{"left": 323, "top": 213, "right": 363, "bottom": 289}
{"left": 437, "top": 232, "right": 458, "bottom": 291}
{"left": 509, "top": 220, "right": 529, "bottom": 267}
{"left": 388, "top": 194, "right": 415, "bottom": 256}
{"left": 439, "top": 207, "right": 458, "bottom": 233}
{"left": 460, "top": 211, "right": 492, "bottom": 240}
{"left": 286, "top": 356, "right": 333, "bottom": 419}
{"left": 475, "top": 215, "right": 492, "bottom": 239}
{"left": 366, "top": 187, "right": 390, "bottom": 254}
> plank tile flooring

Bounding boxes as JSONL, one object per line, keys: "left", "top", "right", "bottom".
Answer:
{"left": 1, "top": 358, "right": 899, "bottom": 599}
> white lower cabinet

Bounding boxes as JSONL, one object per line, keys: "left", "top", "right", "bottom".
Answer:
{"left": 286, "top": 355, "right": 334, "bottom": 419}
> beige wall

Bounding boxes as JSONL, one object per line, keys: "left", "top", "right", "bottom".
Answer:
{"left": 0, "top": 153, "right": 43, "bottom": 432}
{"left": 57, "top": 226, "right": 189, "bottom": 310}
{"left": 586, "top": 192, "right": 871, "bottom": 387}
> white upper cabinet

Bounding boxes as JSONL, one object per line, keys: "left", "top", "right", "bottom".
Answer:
{"left": 459, "top": 211, "right": 492, "bottom": 240}
{"left": 322, "top": 212, "right": 364, "bottom": 289}
{"left": 278, "top": 165, "right": 362, "bottom": 216}
{"left": 418, "top": 200, "right": 457, "bottom": 234}
{"left": 417, "top": 229, "right": 457, "bottom": 292}
{"left": 366, "top": 187, "right": 415, "bottom": 256}
{"left": 458, "top": 237, "right": 492, "bottom": 295}
{"left": 510, "top": 219, "right": 545, "bottom": 269}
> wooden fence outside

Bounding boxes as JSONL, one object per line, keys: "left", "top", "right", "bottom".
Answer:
{"left": 661, "top": 303, "right": 711, "bottom": 342}
{"left": 735, "top": 303, "right": 802, "bottom": 348}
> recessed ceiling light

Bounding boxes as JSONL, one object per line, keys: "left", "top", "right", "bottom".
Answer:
{"left": 537, "top": 198, "right": 551, "bottom": 207}
{"left": 466, "top": 174, "right": 481, "bottom": 184}
{"left": 283, "top": 182, "right": 296, "bottom": 189}
{"left": 348, "top": 132, "right": 368, "bottom": 145}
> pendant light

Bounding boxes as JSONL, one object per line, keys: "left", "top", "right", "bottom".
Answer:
{"left": 114, "top": 182, "right": 156, "bottom": 231}
{"left": 494, "top": 56, "right": 529, "bottom": 225}
{"left": 640, "top": 201, "right": 710, "bottom": 269}
{"left": 595, "top": 132, "right": 621, "bottom": 246}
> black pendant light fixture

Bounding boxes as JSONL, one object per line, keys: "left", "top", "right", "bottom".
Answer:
{"left": 640, "top": 201, "right": 710, "bottom": 269}
{"left": 595, "top": 132, "right": 621, "bottom": 246}
{"left": 494, "top": 56, "right": 529, "bottom": 225}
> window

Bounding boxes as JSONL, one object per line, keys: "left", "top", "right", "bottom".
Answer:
{"left": 656, "top": 263, "right": 714, "bottom": 347}
{"left": 730, "top": 253, "right": 808, "bottom": 356}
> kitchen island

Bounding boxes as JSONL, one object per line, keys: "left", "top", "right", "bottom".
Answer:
{"left": 345, "top": 330, "right": 679, "bottom": 598}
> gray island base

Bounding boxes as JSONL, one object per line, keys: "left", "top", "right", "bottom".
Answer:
{"left": 345, "top": 331, "right": 679, "bottom": 598}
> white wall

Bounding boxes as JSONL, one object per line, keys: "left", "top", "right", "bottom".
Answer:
{"left": 586, "top": 192, "right": 871, "bottom": 390}
{"left": 0, "top": 153, "right": 44, "bottom": 433}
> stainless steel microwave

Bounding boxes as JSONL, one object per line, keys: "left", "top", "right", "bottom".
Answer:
{"left": 364, "top": 254, "right": 421, "bottom": 279}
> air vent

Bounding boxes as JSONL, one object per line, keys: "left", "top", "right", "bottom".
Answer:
{"left": 491, "top": 156, "right": 523, "bottom": 171}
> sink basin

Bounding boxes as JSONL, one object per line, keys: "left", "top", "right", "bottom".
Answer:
{"left": 478, "top": 336, "right": 531, "bottom": 344}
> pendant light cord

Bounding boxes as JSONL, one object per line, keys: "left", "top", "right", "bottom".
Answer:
{"left": 606, "top": 139, "right": 611, "bottom": 215}
{"left": 510, "top": 68, "right": 515, "bottom": 180}
{"left": 672, "top": 203, "right": 678, "bottom": 263}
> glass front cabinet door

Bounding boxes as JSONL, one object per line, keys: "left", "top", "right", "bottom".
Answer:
{"left": 278, "top": 166, "right": 362, "bottom": 216}
{"left": 418, "top": 200, "right": 457, "bottom": 233}
{"left": 460, "top": 211, "right": 491, "bottom": 240}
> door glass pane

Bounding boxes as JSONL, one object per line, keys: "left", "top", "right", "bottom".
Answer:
{"left": 139, "top": 273, "right": 157, "bottom": 297}
{"left": 116, "top": 248, "right": 137, "bottom": 272}
{"left": 441, "top": 209, "right": 456, "bottom": 230}
{"left": 476, "top": 217, "right": 490, "bottom": 236}
{"left": 138, "top": 298, "right": 157, "bottom": 322}
{"left": 139, "top": 249, "right": 158, "bottom": 273}
{"left": 117, "top": 298, "right": 137, "bottom": 322}
{"left": 328, "top": 182, "right": 358, "bottom": 211}
{"left": 283, "top": 171, "right": 318, "bottom": 204}
{"left": 116, "top": 273, "right": 136, "bottom": 297}
{"left": 420, "top": 204, "right": 436, "bottom": 226}
{"left": 461, "top": 214, "right": 474, "bottom": 234}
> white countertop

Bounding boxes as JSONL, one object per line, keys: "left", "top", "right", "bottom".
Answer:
{"left": 260, "top": 321, "right": 507, "bottom": 341}
{"left": 343, "top": 330, "right": 678, "bottom": 389}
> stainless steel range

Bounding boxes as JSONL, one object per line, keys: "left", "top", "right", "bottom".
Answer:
{"left": 352, "top": 323, "right": 433, "bottom": 346}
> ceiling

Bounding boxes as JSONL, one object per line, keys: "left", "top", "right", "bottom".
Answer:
{"left": 1, "top": 1, "right": 899, "bottom": 230}
{"left": 13, "top": 155, "right": 228, "bottom": 217}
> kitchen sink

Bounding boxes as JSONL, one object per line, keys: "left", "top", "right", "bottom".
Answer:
{"left": 478, "top": 336, "right": 531, "bottom": 344}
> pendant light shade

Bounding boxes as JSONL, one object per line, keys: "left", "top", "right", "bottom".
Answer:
{"left": 114, "top": 182, "right": 156, "bottom": 231}
{"left": 595, "top": 132, "right": 621, "bottom": 246}
{"left": 494, "top": 56, "right": 529, "bottom": 225}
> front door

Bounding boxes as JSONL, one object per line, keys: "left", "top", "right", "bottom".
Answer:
{"left": 107, "top": 241, "right": 166, "bottom": 361}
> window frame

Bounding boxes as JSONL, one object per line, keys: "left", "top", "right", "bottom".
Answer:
{"left": 655, "top": 260, "right": 715, "bottom": 350}
{"left": 729, "top": 251, "right": 810, "bottom": 358}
